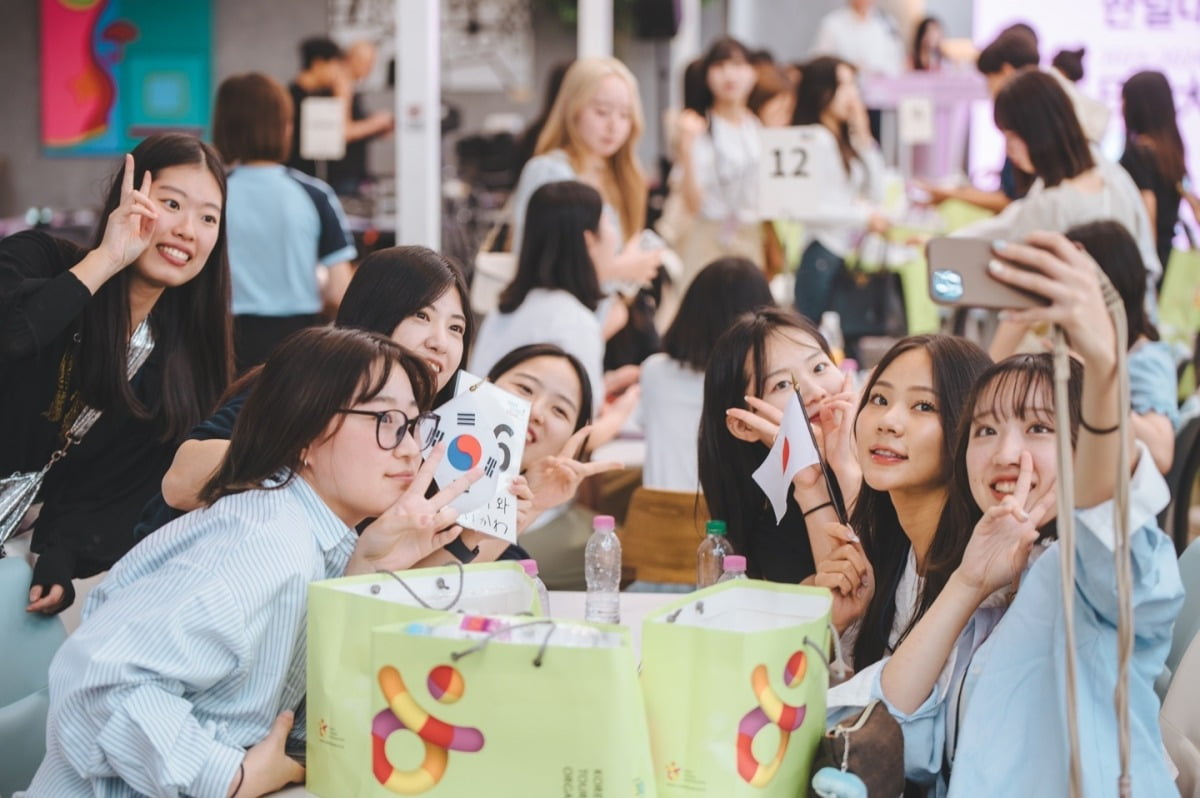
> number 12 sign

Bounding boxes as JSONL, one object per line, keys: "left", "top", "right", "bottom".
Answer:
{"left": 758, "top": 126, "right": 841, "bottom": 221}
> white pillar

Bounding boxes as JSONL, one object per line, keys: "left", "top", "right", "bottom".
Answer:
{"left": 669, "top": 0, "right": 702, "bottom": 110}
{"left": 726, "top": 0, "right": 756, "bottom": 44}
{"left": 577, "top": 0, "right": 613, "bottom": 58}
{"left": 394, "top": 0, "right": 440, "bottom": 249}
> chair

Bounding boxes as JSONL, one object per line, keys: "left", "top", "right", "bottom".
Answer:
{"left": 1160, "top": 414, "right": 1200, "bottom": 553}
{"left": 1161, "top": 631, "right": 1200, "bottom": 797}
{"left": 1169, "top": 539, "right": 1200, "bottom": 679}
{"left": 0, "top": 556, "right": 67, "bottom": 796}
{"left": 618, "top": 488, "right": 709, "bottom": 586}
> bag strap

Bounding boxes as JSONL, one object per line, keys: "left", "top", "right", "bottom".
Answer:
{"left": 45, "top": 318, "right": 156, "bottom": 470}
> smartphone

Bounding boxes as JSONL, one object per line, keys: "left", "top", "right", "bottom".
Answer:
{"left": 926, "top": 237, "right": 1047, "bottom": 310}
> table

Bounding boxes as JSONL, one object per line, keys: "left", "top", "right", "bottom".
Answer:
{"left": 272, "top": 590, "right": 679, "bottom": 797}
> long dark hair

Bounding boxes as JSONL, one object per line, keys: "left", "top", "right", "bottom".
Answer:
{"left": 1066, "top": 221, "right": 1158, "bottom": 348}
{"left": 200, "top": 326, "right": 435, "bottom": 504}
{"left": 486, "top": 343, "right": 594, "bottom": 434}
{"left": 687, "top": 36, "right": 754, "bottom": 117}
{"left": 662, "top": 257, "right": 774, "bottom": 371}
{"left": 336, "top": 245, "right": 473, "bottom": 405}
{"left": 911, "top": 17, "right": 941, "bottom": 71}
{"left": 792, "top": 56, "right": 858, "bottom": 174}
{"left": 936, "top": 354, "right": 1083, "bottom": 557}
{"left": 850, "top": 335, "right": 992, "bottom": 670}
{"left": 82, "top": 133, "right": 234, "bottom": 442}
{"left": 698, "top": 308, "right": 831, "bottom": 554}
{"left": 993, "top": 69, "right": 1094, "bottom": 187}
{"left": 499, "top": 181, "right": 604, "bottom": 313}
{"left": 1122, "top": 70, "right": 1187, "bottom": 187}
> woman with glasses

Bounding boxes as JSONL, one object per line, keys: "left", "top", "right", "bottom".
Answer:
{"left": 27, "top": 326, "right": 482, "bottom": 798}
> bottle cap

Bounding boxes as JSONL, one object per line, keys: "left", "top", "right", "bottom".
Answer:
{"left": 706, "top": 520, "right": 727, "bottom": 536}
{"left": 593, "top": 515, "right": 615, "bottom": 530}
{"left": 723, "top": 555, "right": 747, "bottom": 572}
{"left": 518, "top": 559, "right": 539, "bottom": 577}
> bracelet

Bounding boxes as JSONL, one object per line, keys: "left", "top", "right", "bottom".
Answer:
{"left": 802, "top": 500, "right": 834, "bottom": 517}
{"left": 231, "top": 763, "right": 245, "bottom": 798}
{"left": 1079, "top": 417, "right": 1120, "bottom": 435}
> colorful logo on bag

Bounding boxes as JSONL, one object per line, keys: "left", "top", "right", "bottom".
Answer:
{"left": 446, "top": 434, "right": 483, "bottom": 470}
{"left": 319, "top": 718, "right": 328, "bottom": 739}
{"left": 665, "top": 762, "right": 681, "bottom": 782}
{"left": 735, "top": 650, "right": 809, "bottom": 787}
{"left": 372, "top": 664, "right": 485, "bottom": 794}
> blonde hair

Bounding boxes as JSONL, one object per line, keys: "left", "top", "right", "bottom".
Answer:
{"left": 534, "top": 57, "right": 647, "bottom": 239}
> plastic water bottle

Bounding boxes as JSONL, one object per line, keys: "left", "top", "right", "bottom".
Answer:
{"left": 519, "top": 559, "right": 551, "bottom": 617}
{"left": 819, "top": 311, "right": 845, "bottom": 365}
{"left": 696, "top": 519, "right": 735, "bottom": 589}
{"left": 584, "top": 515, "right": 621, "bottom": 623}
{"left": 717, "top": 555, "right": 748, "bottom": 583}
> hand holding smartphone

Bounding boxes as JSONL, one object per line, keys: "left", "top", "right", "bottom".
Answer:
{"left": 926, "top": 237, "right": 1049, "bottom": 310}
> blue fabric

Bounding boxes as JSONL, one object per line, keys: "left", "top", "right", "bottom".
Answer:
{"left": 872, "top": 448, "right": 1183, "bottom": 797}
{"left": 1128, "top": 340, "right": 1180, "bottom": 428}
{"left": 25, "top": 475, "right": 357, "bottom": 798}
{"left": 226, "top": 165, "right": 356, "bottom": 316}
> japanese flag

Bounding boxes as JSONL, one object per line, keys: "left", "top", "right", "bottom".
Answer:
{"left": 752, "top": 391, "right": 821, "bottom": 524}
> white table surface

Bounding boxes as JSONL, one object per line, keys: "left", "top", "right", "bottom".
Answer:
{"left": 273, "top": 590, "right": 679, "bottom": 797}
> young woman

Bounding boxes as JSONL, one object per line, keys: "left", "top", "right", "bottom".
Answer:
{"left": 640, "top": 257, "right": 774, "bottom": 493}
{"left": 788, "top": 56, "right": 889, "bottom": 323}
{"left": 670, "top": 37, "right": 765, "bottom": 284}
{"left": 1121, "top": 70, "right": 1187, "bottom": 277}
{"left": 139, "top": 245, "right": 473, "bottom": 531}
{"left": 698, "top": 308, "right": 858, "bottom": 582}
{"left": 910, "top": 17, "right": 944, "bottom": 72}
{"left": 0, "top": 134, "right": 233, "bottom": 614}
{"left": 870, "top": 232, "right": 1182, "bottom": 795}
{"left": 508, "top": 57, "right": 661, "bottom": 288}
{"left": 486, "top": 344, "right": 620, "bottom": 589}
{"left": 470, "top": 181, "right": 614, "bottom": 417}
{"left": 212, "top": 72, "right": 357, "bottom": 372}
{"left": 989, "top": 220, "right": 1178, "bottom": 472}
{"left": 26, "top": 327, "right": 482, "bottom": 798}
{"left": 818, "top": 335, "right": 991, "bottom": 669}
{"left": 957, "top": 69, "right": 1162, "bottom": 292}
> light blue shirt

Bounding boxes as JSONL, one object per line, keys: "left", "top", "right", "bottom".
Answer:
{"left": 1129, "top": 339, "right": 1180, "bottom": 429}
{"left": 867, "top": 445, "right": 1184, "bottom": 797}
{"left": 227, "top": 165, "right": 357, "bottom": 317}
{"left": 25, "top": 475, "right": 357, "bottom": 798}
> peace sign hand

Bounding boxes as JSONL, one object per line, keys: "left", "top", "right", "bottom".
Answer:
{"left": 524, "top": 425, "right": 622, "bottom": 514}
{"left": 96, "top": 154, "right": 159, "bottom": 276}
{"left": 345, "top": 444, "right": 484, "bottom": 575}
{"left": 955, "top": 452, "right": 1055, "bottom": 602}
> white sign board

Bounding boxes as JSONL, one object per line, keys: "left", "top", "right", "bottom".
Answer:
{"left": 758, "top": 126, "right": 845, "bottom": 221}
{"left": 299, "top": 97, "right": 346, "bottom": 161}
{"left": 898, "top": 96, "right": 935, "bottom": 145}
{"left": 444, "top": 371, "right": 531, "bottom": 543}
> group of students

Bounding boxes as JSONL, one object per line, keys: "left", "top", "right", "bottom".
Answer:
{"left": 0, "top": 24, "right": 1194, "bottom": 798}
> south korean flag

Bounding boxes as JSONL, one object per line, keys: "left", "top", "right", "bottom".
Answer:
{"left": 426, "top": 389, "right": 503, "bottom": 514}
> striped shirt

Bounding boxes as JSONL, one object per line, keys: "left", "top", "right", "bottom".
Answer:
{"left": 24, "top": 474, "right": 357, "bottom": 798}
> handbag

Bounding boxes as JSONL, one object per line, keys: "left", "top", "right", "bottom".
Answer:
{"left": 470, "top": 203, "right": 517, "bottom": 317}
{"left": 0, "top": 319, "right": 155, "bottom": 551}
{"left": 832, "top": 234, "right": 907, "bottom": 341}
{"left": 809, "top": 700, "right": 905, "bottom": 798}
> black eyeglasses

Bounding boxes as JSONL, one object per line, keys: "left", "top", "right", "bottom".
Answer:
{"left": 336, "top": 409, "right": 440, "bottom": 451}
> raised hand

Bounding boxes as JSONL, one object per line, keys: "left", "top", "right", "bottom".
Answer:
{"left": 817, "top": 373, "right": 863, "bottom": 504}
{"left": 509, "top": 475, "right": 537, "bottom": 535}
{"left": 524, "top": 425, "right": 622, "bottom": 514}
{"left": 233, "top": 710, "right": 305, "bottom": 798}
{"left": 346, "top": 444, "right": 483, "bottom": 575}
{"left": 97, "top": 154, "right": 158, "bottom": 275}
{"left": 603, "top": 236, "right": 662, "bottom": 285}
{"left": 956, "top": 452, "right": 1055, "bottom": 600}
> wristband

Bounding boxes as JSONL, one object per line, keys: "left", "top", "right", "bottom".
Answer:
{"left": 444, "top": 536, "right": 480, "bottom": 564}
{"left": 802, "top": 500, "right": 834, "bottom": 518}
{"left": 1079, "top": 417, "right": 1120, "bottom": 435}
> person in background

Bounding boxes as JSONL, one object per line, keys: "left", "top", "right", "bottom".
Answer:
{"left": 285, "top": 37, "right": 345, "bottom": 178}
{"left": 212, "top": 72, "right": 357, "bottom": 373}
{"left": 909, "top": 16, "right": 943, "bottom": 72}
{"left": 640, "top": 258, "right": 774, "bottom": 493}
{"left": 811, "top": 0, "right": 904, "bottom": 142}
{"left": 670, "top": 37, "right": 765, "bottom": 287}
{"left": 0, "top": 134, "right": 233, "bottom": 615}
{"left": 327, "top": 40, "right": 395, "bottom": 196}
{"left": 1050, "top": 47, "right": 1085, "bottom": 83}
{"left": 514, "top": 60, "right": 574, "bottom": 175}
{"left": 788, "top": 56, "right": 888, "bottom": 325}
{"left": 1121, "top": 70, "right": 1187, "bottom": 278}
{"left": 25, "top": 327, "right": 482, "bottom": 798}
{"left": 748, "top": 59, "right": 796, "bottom": 129}
{"left": 955, "top": 70, "right": 1161, "bottom": 291}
